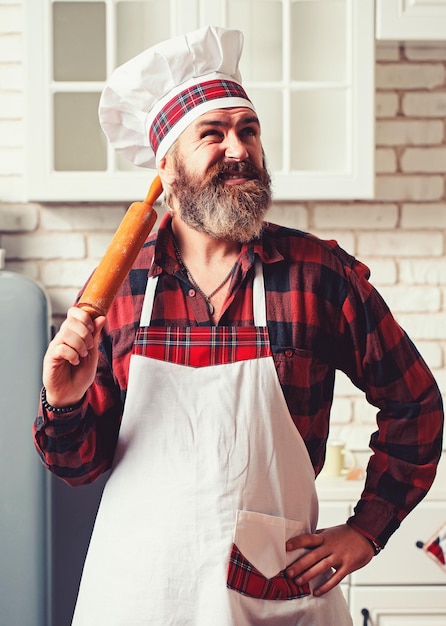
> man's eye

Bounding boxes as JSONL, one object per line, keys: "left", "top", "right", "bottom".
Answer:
{"left": 201, "top": 129, "right": 221, "bottom": 139}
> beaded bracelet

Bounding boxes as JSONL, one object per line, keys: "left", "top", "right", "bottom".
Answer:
{"left": 41, "top": 386, "right": 84, "bottom": 414}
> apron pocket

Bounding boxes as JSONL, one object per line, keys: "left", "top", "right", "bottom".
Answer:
{"left": 226, "top": 510, "right": 311, "bottom": 601}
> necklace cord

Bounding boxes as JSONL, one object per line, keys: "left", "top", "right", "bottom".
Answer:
{"left": 172, "top": 234, "right": 234, "bottom": 315}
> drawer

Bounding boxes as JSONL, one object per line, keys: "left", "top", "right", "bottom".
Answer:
{"left": 349, "top": 586, "right": 446, "bottom": 626}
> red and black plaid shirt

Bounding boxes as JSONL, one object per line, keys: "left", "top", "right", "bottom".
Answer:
{"left": 33, "top": 213, "right": 443, "bottom": 547}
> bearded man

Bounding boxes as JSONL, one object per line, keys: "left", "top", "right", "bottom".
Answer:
{"left": 34, "top": 27, "right": 443, "bottom": 626}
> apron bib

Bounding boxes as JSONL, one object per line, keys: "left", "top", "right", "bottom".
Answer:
{"left": 72, "top": 261, "right": 351, "bottom": 626}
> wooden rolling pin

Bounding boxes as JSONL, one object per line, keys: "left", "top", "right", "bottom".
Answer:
{"left": 78, "top": 176, "right": 163, "bottom": 319}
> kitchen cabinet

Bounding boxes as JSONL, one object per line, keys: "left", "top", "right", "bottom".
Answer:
{"left": 376, "top": 0, "right": 446, "bottom": 41}
{"left": 316, "top": 465, "right": 446, "bottom": 626}
{"left": 26, "top": 0, "right": 374, "bottom": 201}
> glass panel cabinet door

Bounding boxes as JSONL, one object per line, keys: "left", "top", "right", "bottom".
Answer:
{"left": 53, "top": 92, "right": 107, "bottom": 171}
{"left": 53, "top": 2, "right": 106, "bottom": 81}
{"left": 26, "top": 0, "right": 374, "bottom": 201}
{"left": 116, "top": 1, "right": 171, "bottom": 66}
{"left": 291, "top": 1, "right": 347, "bottom": 83}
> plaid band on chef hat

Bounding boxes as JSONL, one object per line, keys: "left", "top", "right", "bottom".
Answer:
{"left": 99, "top": 26, "right": 255, "bottom": 169}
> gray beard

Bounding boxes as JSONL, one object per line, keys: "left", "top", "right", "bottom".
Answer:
{"left": 169, "top": 159, "right": 272, "bottom": 243}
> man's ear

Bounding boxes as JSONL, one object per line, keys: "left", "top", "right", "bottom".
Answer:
{"left": 158, "top": 154, "right": 176, "bottom": 187}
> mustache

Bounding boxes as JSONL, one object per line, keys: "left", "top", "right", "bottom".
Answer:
{"left": 212, "top": 160, "right": 263, "bottom": 182}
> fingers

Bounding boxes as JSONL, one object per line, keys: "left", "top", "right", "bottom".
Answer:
{"left": 312, "top": 568, "right": 346, "bottom": 596}
{"left": 285, "top": 533, "right": 332, "bottom": 589}
{"left": 285, "top": 524, "right": 375, "bottom": 597}
{"left": 50, "top": 307, "right": 104, "bottom": 365}
{"left": 42, "top": 307, "right": 106, "bottom": 406}
{"left": 286, "top": 532, "right": 324, "bottom": 552}
{"left": 285, "top": 544, "right": 344, "bottom": 597}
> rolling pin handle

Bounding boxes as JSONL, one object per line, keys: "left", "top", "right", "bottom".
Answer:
{"left": 76, "top": 176, "right": 163, "bottom": 319}
{"left": 77, "top": 303, "right": 104, "bottom": 320}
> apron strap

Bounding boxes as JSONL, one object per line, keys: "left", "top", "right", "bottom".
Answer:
{"left": 140, "top": 257, "right": 266, "bottom": 328}
{"left": 253, "top": 258, "right": 266, "bottom": 327}
{"left": 140, "top": 267, "right": 158, "bottom": 327}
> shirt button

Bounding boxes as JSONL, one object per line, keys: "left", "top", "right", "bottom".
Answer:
{"left": 284, "top": 349, "right": 294, "bottom": 358}
{"left": 188, "top": 289, "right": 196, "bottom": 297}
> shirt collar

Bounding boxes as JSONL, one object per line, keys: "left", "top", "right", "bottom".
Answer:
{"left": 150, "top": 212, "right": 284, "bottom": 277}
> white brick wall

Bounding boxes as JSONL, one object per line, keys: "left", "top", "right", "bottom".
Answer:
{"left": 403, "top": 92, "right": 446, "bottom": 117}
{"left": 401, "top": 147, "right": 446, "bottom": 173}
{"left": 0, "top": 1, "right": 25, "bottom": 201}
{"left": 358, "top": 231, "right": 443, "bottom": 256}
{"left": 0, "top": 30, "right": 445, "bottom": 438}
{"left": 376, "top": 120, "right": 444, "bottom": 146}
{"left": 376, "top": 63, "right": 445, "bottom": 90}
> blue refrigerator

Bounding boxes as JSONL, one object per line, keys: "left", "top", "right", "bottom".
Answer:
{"left": 0, "top": 263, "right": 106, "bottom": 626}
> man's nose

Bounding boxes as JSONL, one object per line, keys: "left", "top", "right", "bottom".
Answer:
{"left": 224, "top": 133, "right": 249, "bottom": 160}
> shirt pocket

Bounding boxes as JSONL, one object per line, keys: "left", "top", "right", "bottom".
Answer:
{"left": 226, "top": 510, "right": 311, "bottom": 601}
{"left": 272, "top": 346, "right": 332, "bottom": 393}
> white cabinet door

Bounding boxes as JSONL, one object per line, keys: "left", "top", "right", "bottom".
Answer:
{"left": 351, "top": 501, "right": 446, "bottom": 585}
{"left": 317, "top": 501, "right": 351, "bottom": 528}
{"left": 350, "top": 586, "right": 446, "bottom": 626}
{"left": 376, "top": 0, "right": 446, "bottom": 40}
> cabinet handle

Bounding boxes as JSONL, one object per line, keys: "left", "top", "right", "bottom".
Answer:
{"left": 361, "top": 608, "right": 370, "bottom": 625}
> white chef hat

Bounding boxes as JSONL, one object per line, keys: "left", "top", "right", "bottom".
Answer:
{"left": 98, "top": 25, "right": 256, "bottom": 169}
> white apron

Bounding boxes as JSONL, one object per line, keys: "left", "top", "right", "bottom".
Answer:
{"left": 72, "top": 261, "right": 352, "bottom": 626}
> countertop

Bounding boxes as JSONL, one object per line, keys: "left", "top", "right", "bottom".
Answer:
{"left": 316, "top": 451, "right": 446, "bottom": 501}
